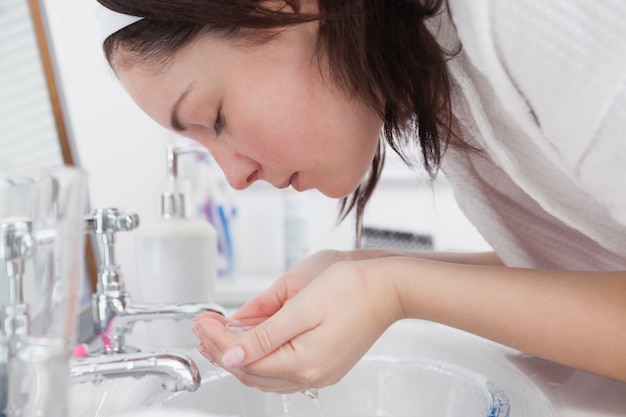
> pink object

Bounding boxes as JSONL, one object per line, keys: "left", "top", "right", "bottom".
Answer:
{"left": 71, "top": 319, "right": 116, "bottom": 357}
{"left": 72, "top": 343, "right": 88, "bottom": 358}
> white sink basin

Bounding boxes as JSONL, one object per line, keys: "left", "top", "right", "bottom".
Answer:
{"left": 149, "top": 354, "right": 511, "bottom": 417}
{"left": 69, "top": 320, "right": 626, "bottom": 417}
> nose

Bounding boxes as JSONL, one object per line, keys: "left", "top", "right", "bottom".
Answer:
{"left": 209, "top": 146, "right": 259, "bottom": 190}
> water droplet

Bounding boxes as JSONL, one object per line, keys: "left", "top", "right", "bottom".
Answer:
{"left": 300, "top": 388, "right": 325, "bottom": 417}
{"left": 302, "top": 388, "right": 319, "bottom": 400}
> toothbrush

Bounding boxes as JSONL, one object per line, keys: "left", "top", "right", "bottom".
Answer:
{"left": 72, "top": 321, "right": 114, "bottom": 357}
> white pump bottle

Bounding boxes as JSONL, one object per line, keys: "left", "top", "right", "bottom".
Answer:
{"left": 134, "top": 145, "right": 218, "bottom": 348}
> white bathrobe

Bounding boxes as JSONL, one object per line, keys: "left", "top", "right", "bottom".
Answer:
{"left": 432, "top": 0, "right": 626, "bottom": 270}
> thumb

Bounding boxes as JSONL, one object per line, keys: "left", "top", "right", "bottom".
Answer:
{"left": 221, "top": 307, "right": 317, "bottom": 368}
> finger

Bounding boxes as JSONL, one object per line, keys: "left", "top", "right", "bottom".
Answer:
{"left": 193, "top": 322, "right": 310, "bottom": 393}
{"left": 193, "top": 310, "right": 230, "bottom": 325}
{"left": 234, "top": 324, "right": 332, "bottom": 385}
{"left": 197, "top": 343, "right": 219, "bottom": 365}
{"left": 225, "top": 368, "right": 308, "bottom": 394}
{"left": 197, "top": 341, "right": 306, "bottom": 393}
{"left": 192, "top": 315, "right": 239, "bottom": 358}
{"left": 233, "top": 278, "right": 289, "bottom": 320}
{"left": 221, "top": 295, "right": 321, "bottom": 369}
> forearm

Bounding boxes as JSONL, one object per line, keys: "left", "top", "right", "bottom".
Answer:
{"left": 373, "top": 256, "right": 626, "bottom": 382}
{"left": 347, "top": 248, "right": 504, "bottom": 266}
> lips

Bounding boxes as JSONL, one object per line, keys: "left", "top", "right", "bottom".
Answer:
{"left": 289, "top": 172, "right": 302, "bottom": 191}
{"left": 275, "top": 172, "right": 302, "bottom": 191}
{"left": 275, "top": 173, "right": 295, "bottom": 189}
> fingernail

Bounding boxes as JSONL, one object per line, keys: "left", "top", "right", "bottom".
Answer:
{"left": 222, "top": 345, "right": 245, "bottom": 368}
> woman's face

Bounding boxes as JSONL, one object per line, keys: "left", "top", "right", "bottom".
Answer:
{"left": 114, "top": 22, "right": 383, "bottom": 198}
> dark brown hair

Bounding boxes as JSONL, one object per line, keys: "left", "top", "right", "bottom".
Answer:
{"left": 99, "top": 0, "right": 464, "bottom": 243}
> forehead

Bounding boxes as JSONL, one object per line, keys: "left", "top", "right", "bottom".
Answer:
{"left": 114, "top": 47, "right": 197, "bottom": 131}
{"left": 113, "top": 33, "right": 255, "bottom": 129}
{"left": 114, "top": 23, "right": 325, "bottom": 130}
{"left": 109, "top": 29, "right": 204, "bottom": 75}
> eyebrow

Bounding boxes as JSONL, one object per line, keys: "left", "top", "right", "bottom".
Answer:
{"left": 170, "top": 85, "right": 193, "bottom": 132}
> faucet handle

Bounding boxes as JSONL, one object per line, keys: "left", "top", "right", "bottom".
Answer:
{"left": 115, "top": 213, "right": 139, "bottom": 231}
{"left": 85, "top": 208, "right": 139, "bottom": 235}
{"left": 0, "top": 217, "right": 35, "bottom": 263}
{"left": 86, "top": 208, "right": 140, "bottom": 298}
{"left": 86, "top": 207, "right": 139, "bottom": 270}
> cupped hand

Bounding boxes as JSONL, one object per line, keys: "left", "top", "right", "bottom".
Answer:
{"left": 234, "top": 249, "right": 352, "bottom": 320}
{"left": 192, "top": 255, "right": 402, "bottom": 393}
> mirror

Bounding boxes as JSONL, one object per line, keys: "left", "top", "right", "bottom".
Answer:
{"left": 0, "top": 0, "right": 97, "bottom": 339}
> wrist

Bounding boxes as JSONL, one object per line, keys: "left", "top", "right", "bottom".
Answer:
{"left": 350, "top": 256, "right": 411, "bottom": 326}
{"left": 383, "top": 256, "right": 447, "bottom": 321}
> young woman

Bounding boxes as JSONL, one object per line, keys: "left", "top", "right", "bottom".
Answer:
{"left": 96, "top": 0, "right": 626, "bottom": 391}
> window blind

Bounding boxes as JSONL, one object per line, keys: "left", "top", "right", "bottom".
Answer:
{"left": 0, "top": 0, "right": 64, "bottom": 170}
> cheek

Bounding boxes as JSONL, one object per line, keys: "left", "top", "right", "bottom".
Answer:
{"left": 229, "top": 62, "right": 382, "bottom": 180}
{"left": 318, "top": 111, "right": 383, "bottom": 197}
{"left": 232, "top": 54, "right": 325, "bottom": 125}
{"left": 230, "top": 86, "right": 314, "bottom": 162}
{"left": 231, "top": 111, "right": 299, "bottom": 163}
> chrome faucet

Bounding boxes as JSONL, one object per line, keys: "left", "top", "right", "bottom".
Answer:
{"left": 70, "top": 350, "right": 201, "bottom": 392}
{"left": 1, "top": 217, "right": 36, "bottom": 413}
{"left": 71, "top": 207, "right": 226, "bottom": 392}
{"left": 1, "top": 216, "right": 72, "bottom": 414}
{"left": 1, "top": 217, "right": 35, "bottom": 339}
{"left": 85, "top": 207, "right": 227, "bottom": 353}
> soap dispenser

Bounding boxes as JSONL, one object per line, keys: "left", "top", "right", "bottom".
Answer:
{"left": 134, "top": 145, "right": 219, "bottom": 348}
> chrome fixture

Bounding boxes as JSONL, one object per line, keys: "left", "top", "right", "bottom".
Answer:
{"left": 70, "top": 351, "right": 201, "bottom": 392}
{"left": 1, "top": 217, "right": 37, "bottom": 413}
{"left": 1, "top": 217, "right": 57, "bottom": 338}
{"left": 71, "top": 207, "right": 226, "bottom": 392}
{"left": 162, "top": 144, "right": 211, "bottom": 219}
{"left": 85, "top": 207, "right": 227, "bottom": 353}
{"left": 1, "top": 166, "right": 88, "bottom": 417}
{"left": 1, "top": 217, "right": 74, "bottom": 414}
{"left": 1, "top": 217, "right": 35, "bottom": 338}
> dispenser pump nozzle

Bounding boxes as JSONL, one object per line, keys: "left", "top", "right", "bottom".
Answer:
{"left": 161, "top": 144, "right": 212, "bottom": 219}
{"left": 161, "top": 191, "right": 185, "bottom": 219}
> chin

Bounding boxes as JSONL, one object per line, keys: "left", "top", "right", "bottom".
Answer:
{"left": 318, "top": 184, "right": 358, "bottom": 199}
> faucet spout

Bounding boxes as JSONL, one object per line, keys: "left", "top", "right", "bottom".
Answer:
{"left": 70, "top": 351, "right": 201, "bottom": 392}
{"left": 96, "top": 297, "right": 227, "bottom": 353}
{"left": 122, "top": 301, "right": 228, "bottom": 325}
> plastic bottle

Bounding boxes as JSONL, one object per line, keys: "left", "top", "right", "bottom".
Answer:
{"left": 135, "top": 186, "right": 218, "bottom": 348}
